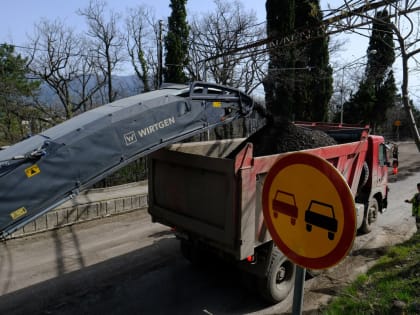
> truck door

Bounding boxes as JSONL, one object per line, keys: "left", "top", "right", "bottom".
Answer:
{"left": 376, "top": 142, "right": 389, "bottom": 189}
{"left": 379, "top": 143, "right": 388, "bottom": 167}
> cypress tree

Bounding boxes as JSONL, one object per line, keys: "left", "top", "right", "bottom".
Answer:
{"left": 295, "top": 0, "right": 332, "bottom": 121}
{"left": 343, "top": 81, "right": 376, "bottom": 125}
{"left": 343, "top": 10, "right": 396, "bottom": 127}
{"left": 164, "top": 0, "right": 189, "bottom": 84}
{"left": 368, "top": 9, "right": 397, "bottom": 128}
{"left": 264, "top": 0, "right": 295, "bottom": 122}
{"left": 264, "top": 0, "right": 332, "bottom": 122}
{"left": 365, "top": 10, "right": 395, "bottom": 86}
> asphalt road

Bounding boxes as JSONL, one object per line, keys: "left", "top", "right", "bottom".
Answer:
{"left": 0, "top": 142, "right": 418, "bottom": 315}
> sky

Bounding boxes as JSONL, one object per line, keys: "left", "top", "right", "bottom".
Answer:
{"left": 0, "top": 1, "right": 344, "bottom": 42}
{"left": 0, "top": 0, "right": 260, "bottom": 42}
{"left": 0, "top": 0, "right": 416, "bottom": 103}
{"left": 0, "top": 1, "right": 363, "bottom": 54}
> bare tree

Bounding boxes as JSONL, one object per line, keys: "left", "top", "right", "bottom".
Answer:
{"left": 72, "top": 38, "right": 108, "bottom": 112}
{"left": 28, "top": 19, "right": 105, "bottom": 119}
{"left": 330, "top": 59, "right": 365, "bottom": 119}
{"left": 388, "top": 3, "right": 420, "bottom": 151}
{"left": 78, "top": 0, "right": 124, "bottom": 103}
{"left": 188, "top": 0, "right": 266, "bottom": 94}
{"left": 125, "top": 5, "right": 159, "bottom": 92}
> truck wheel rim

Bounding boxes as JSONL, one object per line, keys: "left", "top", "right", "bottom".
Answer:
{"left": 276, "top": 266, "right": 286, "bottom": 284}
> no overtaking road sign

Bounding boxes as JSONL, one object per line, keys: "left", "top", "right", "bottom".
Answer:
{"left": 262, "top": 152, "right": 356, "bottom": 270}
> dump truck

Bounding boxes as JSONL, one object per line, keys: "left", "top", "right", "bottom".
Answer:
{"left": 148, "top": 122, "right": 390, "bottom": 303}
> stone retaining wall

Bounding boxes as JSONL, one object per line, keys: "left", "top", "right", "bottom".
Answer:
{"left": 10, "top": 182, "right": 148, "bottom": 238}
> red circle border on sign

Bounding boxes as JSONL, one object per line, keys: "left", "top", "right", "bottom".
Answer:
{"left": 262, "top": 152, "right": 356, "bottom": 270}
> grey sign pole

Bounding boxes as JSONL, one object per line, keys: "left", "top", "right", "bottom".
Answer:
{"left": 292, "top": 266, "right": 306, "bottom": 314}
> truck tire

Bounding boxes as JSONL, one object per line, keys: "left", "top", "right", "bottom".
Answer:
{"left": 258, "top": 245, "right": 296, "bottom": 303}
{"left": 359, "top": 198, "right": 378, "bottom": 234}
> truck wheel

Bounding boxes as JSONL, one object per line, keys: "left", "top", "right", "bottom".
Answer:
{"left": 358, "top": 162, "right": 369, "bottom": 191}
{"left": 360, "top": 198, "right": 378, "bottom": 234}
{"left": 258, "top": 246, "right": 296, "bottom": 303}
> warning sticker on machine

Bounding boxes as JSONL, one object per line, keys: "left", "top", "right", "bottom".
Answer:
{"left": 10, "top": 207, "right": 27, "bottom": 220}
{"left": 25, "top": 165, "right": 41, "bottom": 178}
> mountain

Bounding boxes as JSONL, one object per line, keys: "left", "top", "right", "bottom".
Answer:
{"left": 37, "top": 74, "right": 145, "bottom": 107}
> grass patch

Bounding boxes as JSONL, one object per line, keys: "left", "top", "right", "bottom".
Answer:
{"left": 321, "top": 230, "right": 420, "bottom": 315}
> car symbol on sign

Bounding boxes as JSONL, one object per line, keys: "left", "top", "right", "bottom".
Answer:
{"left": 272, "top": 190, "right": 298, "bottom": 225}
{"left": 304, "top": 200, "right": 338, "bottom": 240}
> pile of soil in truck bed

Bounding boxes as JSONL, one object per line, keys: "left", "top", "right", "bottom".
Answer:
{"left": 229, "top": 121, "right": 337, "bottom": 158}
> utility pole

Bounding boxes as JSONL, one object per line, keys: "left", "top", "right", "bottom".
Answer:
{"left": 158, "top": 20, "right": 164, "bottom": 88}
{"left": 340, "top": 67, "right": 344, "bottom": 125}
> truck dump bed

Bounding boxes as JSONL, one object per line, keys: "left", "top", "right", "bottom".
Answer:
{"left": 148, "top": 139, "right": 241, "bottom": 255}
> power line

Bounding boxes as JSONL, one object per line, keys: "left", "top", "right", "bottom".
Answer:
{"left": 201, "top": 0, "right": 419, "bottom": 63}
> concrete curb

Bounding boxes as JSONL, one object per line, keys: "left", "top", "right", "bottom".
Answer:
{"left": 10, "top": 182, "right": 149, "bottom": 239}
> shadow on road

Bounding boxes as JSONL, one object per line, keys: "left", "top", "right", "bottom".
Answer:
{"left": 0, "top": 237, "right": 270, "bottom": 315}
{"left": 52, "top": 224, "right": 86, "bottom": 277}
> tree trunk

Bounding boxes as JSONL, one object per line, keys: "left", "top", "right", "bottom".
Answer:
{"left": 398, "top": 36, "right": 420, "bottom": 152}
